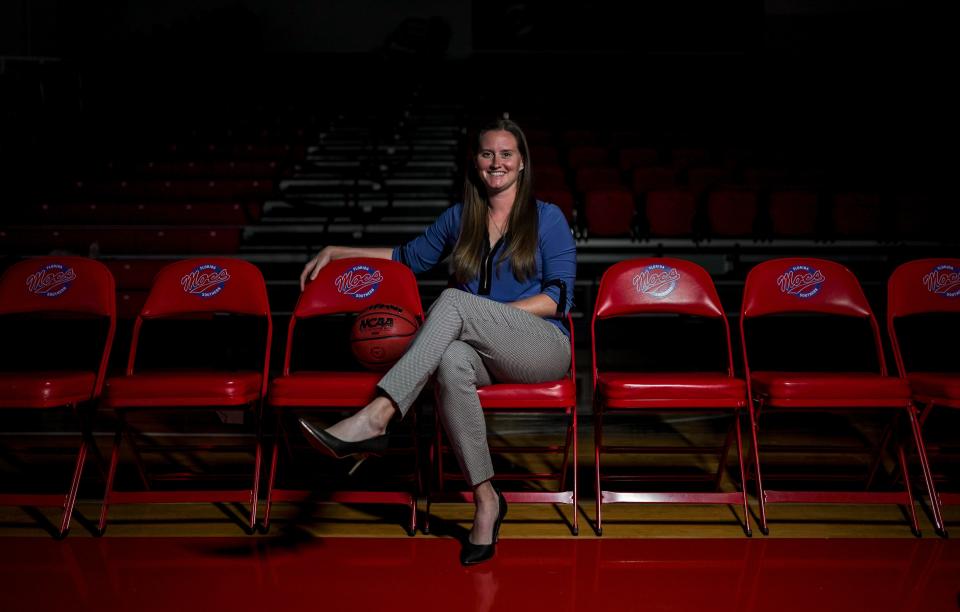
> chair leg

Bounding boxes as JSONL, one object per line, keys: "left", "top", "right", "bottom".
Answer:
{"left": 714, "top": 416, "right": 737, "bottom": 491}
{"left": 121, "top": 414, "right": 151, "bottom": 491}
{"left": 906, "top": 405, "right": 946, "bottom": 536}
{"left": 435, "top": 410, "right": 445, "bottom": 493}
{"left": 408, "top": 411, "right": 419, "bottom": 536}
{"left": 249, "top": 404, "right": 263, "bottom": 532}
{"left": 58, "top": 433, "right": 89, "bottom": 537}
{"left": 748, "top": 399, "right": 768, "bottom": 535}
{"left": 98, "top": 426, "right": 124, "bottom": 534}
{"left": 571, "top": 406, "right": 579, "bottom": 536}
{"left": 424, "top": 418, "right": 433, "bottom": 535}
{"left": 559, "top": 411, "right": 574, "bottom": 492}
{"left": 262, "top": 416, "right": 282, "bottom": 531}
{"left": 594, "top": 401, "right": 603, "bottom": 536}
{"left": 734, "top": 410, "right": 752, "bottom": 537}
{"left": 865, "top": 418, "right": 896, "bottom": 490}
{"left": 893, "top": 414, "right": 921, "bottom": 536}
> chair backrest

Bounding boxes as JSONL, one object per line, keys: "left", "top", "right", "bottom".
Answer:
{"left": 740, "top": 257, "right": 886, "bottom": 375}
{"left": 0, "top": 256, "right": 116, "bottom": 317}
{"left": 0, "top": 256, "right": 116, "bottom": 396}
{"left": 888, "top": 259, "right": 960, "bottom": 319}
{"left": 139, "top": 257, "right": 270, "bottom": 318}
{"left": 283, "top": 258, "right": 424, "bottom": 374}
{"left": 128, "top": 258, "right": 272, "bottom": 390}
{"left": 887, "top": 258, "right": 960, "bottom": 376}
{"left": 592, "top": 258, "right": 735, "bottom": 385}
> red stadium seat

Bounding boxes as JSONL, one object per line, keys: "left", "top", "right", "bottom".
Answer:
{"left": 888, "top": 258, "right": 960, "bottom": 517}
{"left": 644, "top": 189, "right": 697, "bottom": 237}
{"left": 98, "top": 258, "right": 272, "bottom": 533}
{"left": 426, "top": 315, "right": 579, "bottom": 535}
{"left": 631, "top": 165, "right": 677, "bottom": 195}
{"left": 831, "top": 192, "right": 883, "bottom": 237}
{"left": 567, "top": 145, "right": 610, "bottom": 169}
{"left": 670, "top": 147, "right": 710, "bottom": 169}
{"left": 687, "top": 166, "right": 733, "bottom": 196}
{"left": 529, "top": 145, "right": 560, "bottom": 165}
{"left": 706, "top": 189, "right": 758, "bottom": 237}
{"left": 265, "top": 258, "right": 424, "bottom": 534}
{"left": 740, "top": 258, "right": 943, "bottom": 536}
{"left": 561, "top": 129, "right": 600, "bottom": 146}
{"left": 892, "top": 193, "right": 941, "bottom": 240}
{"left": 536, "top": 188, "right": 576, "bottom": 225}
{"left": 584, "top": 189, "right": 635, "bottom": 238}
{"left": 535, "top": 164, "right": 569, "bottom": 191}
{"left": 135, "top": 160, "right": 279, "bottom": 179}
{"left": 575, "top": 167, "right": 623, "bottom": 193}
{"left": 768, "top": 190, "right": 818, "bottom": 237}
{"left": 592, "top": 258, "right": 751, "bottom": 536}
{"left": 0, "top": 227, "right": 242, "bottom": 256}
{"left": 0, "top": 257, "right": 116, "bottom": 536}
{"left": 618, "top": 147, "right": 660, "bottom": 172}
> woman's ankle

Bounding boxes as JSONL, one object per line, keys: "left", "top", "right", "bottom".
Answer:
{"left": 361, "top": 396, "right": 396, "bottom": 434}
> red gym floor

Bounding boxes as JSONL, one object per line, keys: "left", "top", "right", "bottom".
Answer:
{"left": 2, "top": 536, "right": 958, "bottom": 612}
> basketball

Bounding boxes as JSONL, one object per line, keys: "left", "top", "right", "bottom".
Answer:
{"left": 350, "top": 303, "right": 420, "bottom": 371}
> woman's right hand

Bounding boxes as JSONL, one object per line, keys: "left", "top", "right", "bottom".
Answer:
{"left": 300, "top": 246, "right": 337, "bottom": 291}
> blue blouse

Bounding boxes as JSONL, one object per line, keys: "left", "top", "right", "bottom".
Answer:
{"left": 392, "top": 201, "right": 577, "bottom": 336}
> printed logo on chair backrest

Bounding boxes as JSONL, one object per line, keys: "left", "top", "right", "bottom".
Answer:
{"left": 335, "top": 264, "right": 383, "bottom": 299}
{"left": 632, "top": 264, "right": 680, "bottom": 298}
{"left": 923, "top": 263, "right": 960, "bottom": 298}
{"left": 25, "top": 263, "right": 76, "bottom": 298}
{"left": 777, "top": 264, "right": 825, "bottom": 299}
{"left": 181, "top": 263, "right": 231, "bottom": 299}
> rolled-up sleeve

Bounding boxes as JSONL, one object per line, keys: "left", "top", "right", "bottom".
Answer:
{"left": 539, "top": 203, "right": 577, "bottom": 314}
{"left": 393, "top": 204, "right": 460, "bottom": 274}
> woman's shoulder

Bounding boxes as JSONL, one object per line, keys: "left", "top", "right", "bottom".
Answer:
{"left": 437, "top": 202, "right": 464, "bottom": 225}
{"left": 535, "top": 199, "right": 568, "bottom": 227}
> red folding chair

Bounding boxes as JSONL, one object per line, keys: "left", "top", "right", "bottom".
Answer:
{"left": 98, "top": 257, "right": 271, "bottom": 533}
{"left": 888, "top": 258, "right": 960, "bottom": 519}
{"left": 426, "top": 316, "right": 579, "bottom": 535}
{"left": 592, "top": 258, "right": 751, "bottom": 536}
{"left": 740, "top": 257, "right": 943, "bottom": 535}
{"left": 265, "top": 258, "right": 424, "bottom": 535}
{"left": 0, "top": 257, "right": 115, "bottom": 536}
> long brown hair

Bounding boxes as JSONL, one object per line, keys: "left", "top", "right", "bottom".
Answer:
{"left": 451, "top": 118, "right": 538, "bottom": 283}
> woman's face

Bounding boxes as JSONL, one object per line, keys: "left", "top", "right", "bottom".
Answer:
{"left": 476, "top": 130, "right": 524, "bottom": 197}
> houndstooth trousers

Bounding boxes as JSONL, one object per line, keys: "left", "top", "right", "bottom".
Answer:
{"left": 378, "top": 288, "right": 571, "bottom": 487}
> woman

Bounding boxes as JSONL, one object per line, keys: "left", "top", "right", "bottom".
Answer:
{"left": 298, "top": 118, "right": 576, "bottom": 565}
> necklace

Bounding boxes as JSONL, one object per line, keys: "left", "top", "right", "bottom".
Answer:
{"left": 489, "top": 211, "right": 509, "bottom": 240}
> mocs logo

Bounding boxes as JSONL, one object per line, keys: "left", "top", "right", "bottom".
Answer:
{"left": 632, "top": 264, "right": 680, "bottom": 298}
{"left": 335, "top": 264, "right": 383, "bottom": 299}
{"left": 181, "top": 264, "right": 231, "bottom": 299}
{"left": 26, "top": 263, "right": 76, "bottom": 298}
{"left": 923, "top": 264, "right": 960, "bottom": 298}
{"left": 777, "top": 265, "right": 825, "bottom": 299}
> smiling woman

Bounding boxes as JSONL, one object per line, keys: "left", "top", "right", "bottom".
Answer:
{"left": 297, "top": 117, "right": 577, "bottom": 565}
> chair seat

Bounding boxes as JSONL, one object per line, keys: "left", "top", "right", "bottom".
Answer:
{"left": 104, "top": 370, "right": 262, "bottom": 408}
{"left": 477, "top": 379, "right": 575, "bottom": 409}
{"left": 750, "top": 372, "right": 912, "bottom": 407}
{"left": 598, "top": 372, "right": 746, "bottom": 409}
{"left": 0, "top": 371, "right": 96, "bottom": 408}
{"left": 908, "top": 372, "right": 960, "bottom": 406}
{"left": 269, "top": 371, "right": 381, "bottom": 407}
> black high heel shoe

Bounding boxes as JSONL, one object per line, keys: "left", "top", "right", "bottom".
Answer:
{"left": 460, "top": 489, "right": 507, "bottom": 566}
{"left": 298, "top": 418, "right": 389, "bottom": 475}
